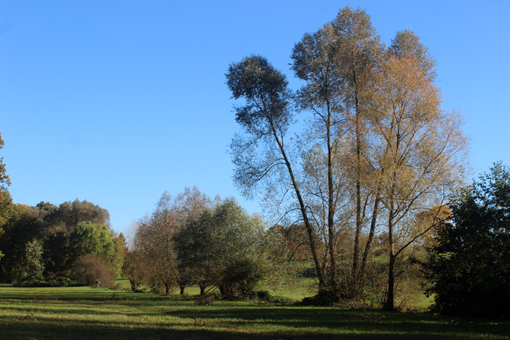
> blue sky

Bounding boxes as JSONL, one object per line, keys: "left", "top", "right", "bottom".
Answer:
{"left": 1, "top": 0, "right": 509, "bottom": 235}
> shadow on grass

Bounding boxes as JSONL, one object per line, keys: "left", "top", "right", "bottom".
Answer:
{"left": 164, "top": 306, "right": 510, "bottom": 338}
{"left": 1, "top": 287, "right": 509, "bottom": 339}
{"left": 3, "top": 316, "right": 502, "bottom": 340}
{"left": 2, "top": 308, "right": 509, "bottom": 340}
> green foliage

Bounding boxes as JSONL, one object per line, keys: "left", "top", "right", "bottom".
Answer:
{"left": 44, "top": 231, "right": 71, "bottom": 278}
{"left": 175, "top": 199, "right": 288, "bottom": 298}
{"left": 23, "top": 238, "right": 45, "bottom": 283}
{"left": 11, "top": 238, "right": 45, "bottom": 285}
{"left": 427, "top": 162, "right": 510, "bottom": 318}
{"left": 0, "top": 198, "right": 112, "bottom": 283}
{"left": 51, "top": 199, "right": 110, "bottom": 235}
{"left": 70, "top": 222, "right": 122, "bottom": 277}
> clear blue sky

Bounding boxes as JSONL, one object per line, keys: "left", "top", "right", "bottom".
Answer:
{"left": 1, "top": 0, "right": 509, "bottom": 235}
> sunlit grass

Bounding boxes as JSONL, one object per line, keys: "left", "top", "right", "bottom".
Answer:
{"left": 0, "top": 285, "right": 509, "bottom": 339}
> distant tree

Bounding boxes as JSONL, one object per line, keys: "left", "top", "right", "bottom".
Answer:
{"left": 69, "top": 222, "right": 120, "bottom": 276}
{"left": 22, "top": 239, "right": 45, "bottom": 284}
{"left": 44, "top": 230, "right": 71, "bottom": 278}
{"left": 426, "top": 163, "right": 510, "bottom": 318}
{"left": 175, "top": 198, "right": 288, "bottom": 298}
{"left": 73, "top": 254, "right": 115, "bottom": 288}
{"left": 123, "top": 247, "right": 146, "bottom": 291}
{"left": 111, "top": 233, "right": 126, "bottom": 278}
{"left": 0, "top": 205, "right": 47, "bottom": 282}
{"left": 10, "top": 238, "right": 45, "bottom": 285}
{"left": 0, "top": 198, "right": 113, "bottom": 283}
{"left": 50, "top": 199, "right": 110, "bottom": 235}
{"left": 134, "top": 187, "right": 212, "bottom": 295}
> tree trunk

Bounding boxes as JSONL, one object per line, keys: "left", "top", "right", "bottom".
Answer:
{"left": 326, "top": 106, "right": 338, "bottom": 289}
{"left": 358, "top": 195, "right": 381, "bottom": 296}
{"left": 352, "top": 70, "right": 363, "bottom": 295}
{"left": 129, "top": 278, "right": 138, "bottom": 292}
{"left": 200, "top": 284, "right": 207, "bottom": 296}
{"left": 384, "top": 201, "right": 396, "bottom": 311}
{"left": 180, "top": 285, "right": 186, "bottom": 295}
{"left": 385, "top": 253, "right": 396, "bottom": 311}
{"left": 269, "top": 120, "right": 327, "bottom": 291}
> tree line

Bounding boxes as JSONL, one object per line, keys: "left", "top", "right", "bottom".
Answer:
{"left": 124, "top": 187, "right": 288, "bottom": 298}
{"left": 0, "top": 195, "right": 124, "bottom": 286}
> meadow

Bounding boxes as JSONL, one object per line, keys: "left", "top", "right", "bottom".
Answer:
{"left": 0, "top": 282, "right": 509, "bottom": 340}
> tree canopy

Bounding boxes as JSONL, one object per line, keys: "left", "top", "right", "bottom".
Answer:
{"left": 226, "top": 6, "right": 468, "bottom": 308}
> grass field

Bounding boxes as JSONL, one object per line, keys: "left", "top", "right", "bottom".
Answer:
{"left": 0, "top": 284, "right": 509, "bottom": 339}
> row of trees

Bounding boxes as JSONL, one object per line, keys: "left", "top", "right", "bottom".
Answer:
{"left": 226, "top": 6, "right": 468, "bottom": 309}
{"left": 0, "top": 198, "right": 125, "bottom": 286}
{"left": 0, "top": 136, "right": 124, "bottom": 286}
{"left": 124, "top": 187, "right": 288, "bottom": 298}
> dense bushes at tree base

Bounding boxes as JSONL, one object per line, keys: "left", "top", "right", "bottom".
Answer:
{"left": 301, "top": 289, "right": 342, "bottom": 306}
{"left": 13, "top": 277, "right": 76, "bottom": 287}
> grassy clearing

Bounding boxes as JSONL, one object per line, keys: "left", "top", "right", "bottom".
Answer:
{"left": 0, "top": 286, "right": 509, "bottom": 339}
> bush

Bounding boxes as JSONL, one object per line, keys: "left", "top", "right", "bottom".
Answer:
{"left": 72, "top": 255, "right": 115, "bottom": 288}
{"left": 109, "top": 282, "right": 124, "bottom": 291}
{"left": 195, "top": 296, "right": 215, "bottom": 305}
{"left": 301, "top": 289, "right": 341, "bottom": 306}
{"left": 426, "top": 163, "right": 510, "bottom": 318}
{"left": 24, "top": 277, "right": 76, "bottom": 287}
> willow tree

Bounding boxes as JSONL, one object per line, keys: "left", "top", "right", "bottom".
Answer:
{"left": 366, "top": 54, "right": 467, "bottom": 310}
{"left": 226, "top": 55, "right": 330, "bottom": 291}
{"left": 291, "top": 6, "right": 383, "bottom": 294}
{"left": 227, "top": 7, "right": 468, "bottom": 301}
{"left": 175, "top": 198, "right": 288, "bottom": 298}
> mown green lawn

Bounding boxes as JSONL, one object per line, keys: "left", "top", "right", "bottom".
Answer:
{"left": 0, "top": 285, "right": 509, "bottom": 339}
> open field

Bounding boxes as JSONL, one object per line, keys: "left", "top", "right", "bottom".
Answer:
{"left": 0, "top": 285, "right": 509, "bottom": 339}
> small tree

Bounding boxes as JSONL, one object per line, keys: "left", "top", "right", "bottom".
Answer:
{"left": 123, "top": 248, "right": 146, "bottom": 291}
{"left": 23, "top": 238, "right": 45, "bottom": 284}
{"left": 73, "top": 254, "right": 115, "bottom": 288}
{"left": 69, "top": 221, "right": 120, "bottom": 276}
{"left": 175, "top": 198, "right": 288, "bottom": 298}
{"left": 134, "top": 188, "right": 212, "bottom": 295}
{"left": 427, "top": 162, "right": 510, "bottom": 318}
{"left": 11, "top": 238, "right": 45, "bottom": 285}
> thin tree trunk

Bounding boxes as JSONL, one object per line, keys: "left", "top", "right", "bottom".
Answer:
{"left": 352, "top": 70, "right": 363, "bottom": 294}
{"left": 385, "top": 187, "right": 396, "bottom": 311}
{"left": 268, "top": 118, "right": 327, "bottom": 291}
{"left": 327, "top": 106, "right": 338, "bottom": 289}
{"left": 386, "top": 253, "right": 396, "bottom": 311}
{"left": 358, "top": 194, "right": 381, "bottom": 295}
